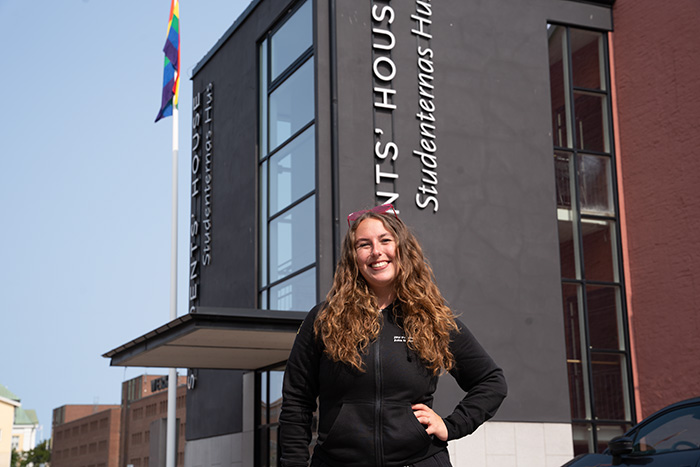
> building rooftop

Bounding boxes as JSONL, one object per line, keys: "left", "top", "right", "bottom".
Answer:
{"left": 0, "top": 383, "right": 20, "bottom": 403}
{"left": 15, "top": 407, "right": 39, "bottom": 426}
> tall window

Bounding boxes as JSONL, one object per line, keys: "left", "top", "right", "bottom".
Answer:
{"left": 548, "top": 25, "right": 634, "bottom": 455}
{"left": 259, "top": 0, "right": 316, "bottom": 312}
{"left": 255, "top": 365, "right": 285, "bottom": 467}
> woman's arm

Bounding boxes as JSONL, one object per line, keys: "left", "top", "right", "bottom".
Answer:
{"left": 442, "top": 319, "right": 508, "bottom": 441}
{"left": 279, "top": 304, "right": 323, "bottom": 467}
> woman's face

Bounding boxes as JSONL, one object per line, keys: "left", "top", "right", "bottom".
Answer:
{"left": 354, "top": 218, "right": 398, "bottom": 297}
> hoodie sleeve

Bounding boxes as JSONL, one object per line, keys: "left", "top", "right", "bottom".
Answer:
{"left": 442, "top": 318, "right": 508, "bottom": 441}
{"left": 279, "top": 303, "right": 324, "bottom": 467}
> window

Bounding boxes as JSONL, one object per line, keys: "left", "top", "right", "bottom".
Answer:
{"left": 256, "top": 366, "right": 286, "bottom": 467}
{"left": 548, "top": 24, "right": 634, "bottom": 455}
{"left": 632, "top": 405, "right": 700, "bottom": 455}
{"left": 259, "top": 0, "right": 316, "bottom": 312}
{"left": 257, "top": 4, "right": 315, "bottom": 464}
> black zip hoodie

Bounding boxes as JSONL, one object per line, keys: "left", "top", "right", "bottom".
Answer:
{"left": 279, "top": 302, "right": 507, "bottom": 467}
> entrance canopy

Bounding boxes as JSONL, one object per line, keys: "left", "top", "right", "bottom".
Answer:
{"left": 103, "top": 307, "right": 305, "bottom": 370}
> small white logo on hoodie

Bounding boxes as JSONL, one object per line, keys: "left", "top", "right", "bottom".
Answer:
{"left": 393, "top": 336, "right": 413, "bottom": 343}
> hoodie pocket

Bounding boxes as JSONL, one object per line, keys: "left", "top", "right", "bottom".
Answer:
{"left": 319, "top": 402, "right": 375, "bottom": 460}
{"left": 381, "top": 403, "right": 433, "bottom": 463}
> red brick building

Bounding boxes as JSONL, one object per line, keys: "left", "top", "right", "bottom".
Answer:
{"left": 120, "top": 374, "right": 187, "bottom": 467}
{"left": 610, "top": 0, "right": 700, "bottom": 421}
{"left": 51, "top": 374, "right": 186, "bottom": 467}
{"left": 51, "top": 405, "right": 121, "bottom": 467}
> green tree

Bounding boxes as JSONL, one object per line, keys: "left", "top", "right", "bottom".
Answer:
{"left": 10, "top": 448, "right": 22, "bottom": 467}
{"left": 19, "top": 440, "right": 51, "bottom": 467}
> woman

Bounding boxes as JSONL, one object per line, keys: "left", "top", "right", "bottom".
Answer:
{"left": 279, "top": 204, "right": 507, "bottom": 467}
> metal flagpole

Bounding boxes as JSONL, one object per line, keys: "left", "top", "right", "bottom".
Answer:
{"left": 166, "top": 106, "right": 179, "bottom": 467}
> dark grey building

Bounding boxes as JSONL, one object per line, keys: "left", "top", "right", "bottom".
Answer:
{"left": 106, "top": 0, "right": 638, "bottom": 465}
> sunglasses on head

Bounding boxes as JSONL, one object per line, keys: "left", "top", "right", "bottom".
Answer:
{"left": 347, "top": 204, "right": 398, "bottom": 227}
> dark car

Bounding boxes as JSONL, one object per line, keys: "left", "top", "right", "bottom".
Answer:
{"left": 563, "top": 397, "right": 700, "bottom": 467}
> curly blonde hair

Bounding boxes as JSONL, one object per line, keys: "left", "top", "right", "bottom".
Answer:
{"left": 314, "top": 210, "right": 458, "bottom": 374}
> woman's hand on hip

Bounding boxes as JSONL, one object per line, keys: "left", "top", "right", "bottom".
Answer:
{"left": 412, "top": 403, "right": 448, "bottom": 441}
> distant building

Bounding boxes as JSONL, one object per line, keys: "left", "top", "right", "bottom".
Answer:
{"left": 13, "top": 407, "right": 39, "bottom": 454}
{"left": 119, "top": 374, "right": 187, "bottom": 467}
{"left": 51, "top": 374, "right": 186, "bottom": 467}
{"left": 51, "top": 404, "right": 121, "bottom": 467}
{"left": 0, "top": 384, "right": 21, "bottom": 467}
{"left": 0, "top": 384, "right": 39, "bottom": 467}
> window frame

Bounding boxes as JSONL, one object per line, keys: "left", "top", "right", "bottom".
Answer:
{"left": 548, "top": 23, "right": 636, "bottom": 455}
{"left": 257, "top": 0, "right": 317, "bottom": 312}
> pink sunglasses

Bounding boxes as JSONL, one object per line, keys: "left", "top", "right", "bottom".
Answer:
{"left": 347, "top": 204, "right": 398, "bottom": 227}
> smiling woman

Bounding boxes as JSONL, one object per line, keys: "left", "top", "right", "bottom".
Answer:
{"left": 354, "top": 217, "right": 398, "bottom": 308}
{"left": 278, "top": 204, "right": 508, "bottom": 467}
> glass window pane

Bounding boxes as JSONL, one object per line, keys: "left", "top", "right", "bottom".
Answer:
{"left": 270, "top": 57, "right": 314, "bottom": 151}
{"left": 634, "top": 405, "right": 700, "bottom": 454}
{"left": 578, "top": 155, "right": 614, "bottom": 216}
{"left": 554, "top": 151, "right": 574, "bottom": 210}
{"left": 561, "top": 284, "right": 584, "bottom": 361}
{"left": 587, "top": 285, "right": 622, "bottom": 350}
{"left": 260, "top": 372, "right": 268, "bottom": 425}
{"left": 572, "top": 423, "right": 594, "bottom": 457}
{"left": 591, "top": 353, "right": 628, "bottom": 421}
{"left": 574, "top": 92, "right": 609, "bottom": 153}
{"left": 260, "top": 39, "right": 269, "bottom": 159}
{"left": 270, "top": 126, "right": 315, "bottom": 215}
{"left": 269, "top": 425, "right": 279, "bottom": 467}
{"left": 270, "top": 196, "right": 315, "bottom": 282}
{"left": 562, "top": 284, "right": 589, "bottom": 420}
{"left": 271, "top": 0, "right": 312, "bottom": 81}
{"left": 555, "top": 152, "right": 580, "bottom": 280}
{"left": 571, "top": 29, "right": 605, "bottom": 91}
{"left": 270, "top": 267, "right": 316, "bottom": 312}
{"left": 548, "top": 26, "right": 572, "bottom": 148}
{"left": 558, "top": 214, "right": 578, "bottom": 280}
{"left": 581, "top": 218, "right": 618, "bottom": 282}
{"left": 260, "top": 160, "right": 269, "bottom": 287}
{"left": 269, "top": 370, "right": 284, "bottom": 423}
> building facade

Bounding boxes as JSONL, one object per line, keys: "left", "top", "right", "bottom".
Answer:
{"left": 51, "top": 374, "right": 187, "bottom": 467}
{"left": 12, "top": 408, "right": 39, "bottom": 455}
{"left": 51, "top": 404, "right": 122, "bottom": 467}
{"left": 0, "top": 384, "right": 40, "bottom": 467}
{"left": 105, "top": 0, "right": 700, "bottom": 466}
{"left": 0, "top": 385, "right": 21, "bottom": 467}
{"left": 119, "top": 374, "right": 187, "bottom": 467}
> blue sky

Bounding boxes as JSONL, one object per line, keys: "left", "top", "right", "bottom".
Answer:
{"left": 0, "top": 0, "right": 252, "bottom": 442}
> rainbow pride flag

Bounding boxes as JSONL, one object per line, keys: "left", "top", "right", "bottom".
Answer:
{"left": 155, "top": 0, "right": 180, "bottom": 122}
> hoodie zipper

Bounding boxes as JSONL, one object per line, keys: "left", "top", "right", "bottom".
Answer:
{"left": 374, "top": 325, "right": 384, "bottom": 467}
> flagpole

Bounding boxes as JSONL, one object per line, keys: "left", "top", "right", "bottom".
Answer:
{"left": 166, "top": 105, "right": 179, "bottom": 467}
